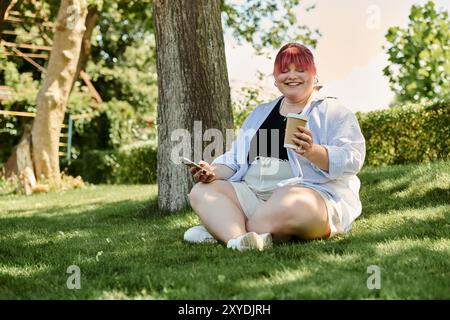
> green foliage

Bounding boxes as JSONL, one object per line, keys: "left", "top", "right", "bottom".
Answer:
{"left": 0, "top": 175, "right": 17, "bottom": 196}
{"left": 0, "top": 0, "right": 57, "bottom": 79}
{"left": 233, "top": 108, "right": 251, "bottom": 131}
{"left": 1, "top": 0, "right": 318, "bottom": 168}
{"left": 0, "top": 52, "right": 136, "bottom": 162}
{"left": 66, "top": 98, "right": 144, "bottom": 159}
{"left": 88, "top": 0, "right": 156, "bottom": 114}
{"left": 0, "top": 55, "right": 40, "bottom": 163}
{"left": 0, "top": 72, "right": 142, "bottom": 165}
{"left": 232, "top": 86, "right": 265, "bottom": 129}
{"left": 222, "top": 0, "right": 320, "bottom": 53}
{"left": 116, "top": 142, "right": 157, "bottom": 184}
{"left": 67, "top": 142, "right": 157, "bottom": 184}
{"left": 0, "top": 0, "right": 157, "bottom": 161}
{"left": 383, "top": 1, "right": 450, "bottom": 104}
{"left": 88, "top": 0, "right": 104, "bottom": 9}
{"left": 356, "top": 101, "right": 450, "bottom": 166}
{"left": 67, "top": 149, "right": 120, "bottom": 184}
{"left": 87, "top": 36, "right": 158, "bottom": 115}
{"left": 103, "top": 100, "right": 135, "bottom": 147}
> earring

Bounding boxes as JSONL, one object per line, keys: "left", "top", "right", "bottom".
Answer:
{"left": 274, "top": 81, "right": 278, "bottom": 87}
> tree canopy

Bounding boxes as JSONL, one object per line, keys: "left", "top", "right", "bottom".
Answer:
{"left": 1, "top": 0, "right": 320, "bottom": 169}
{"left": 383, "top": 1, "right": 450, "bottom": 104}
{"left": 221, "top": 0, "right": 320, "bottom": 53}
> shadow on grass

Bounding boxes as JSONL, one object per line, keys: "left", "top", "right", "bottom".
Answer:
{"left": 0, "top": 196, "right": 197, "bottom": 299}
{"left": 221, "top": 207, "right": 450, "bottom": 299}
{"left": 1, "top": 161, "right": 449, "bottom": 299}
{"left": 361, "top": 186, "right": 450, "bottom": 216}
{"left": 231, "top": 242, "right": 450, "bottom": 299}
{"left": 1, "top": 190, "right": 449, "bottom": 299}
{"left": 359, "top": 163, "right": 450, "bottom": 216}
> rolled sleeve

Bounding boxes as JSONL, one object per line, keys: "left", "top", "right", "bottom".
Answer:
{"left": 316, "top": 112, "right": 366, "bottom": 180}
{"left": 211, "top": 147, "right": 240, "bottom": 172}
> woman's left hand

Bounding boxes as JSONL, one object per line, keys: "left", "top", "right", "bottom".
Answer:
{"left": 292, "top": 126, "right": 315, "bottom": 158}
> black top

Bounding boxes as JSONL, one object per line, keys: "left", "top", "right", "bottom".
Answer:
{"left": 248, "top": 98, "right": 291, "bottom": 163}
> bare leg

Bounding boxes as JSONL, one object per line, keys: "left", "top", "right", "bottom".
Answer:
{"left": 188, "top": 180, "right": 247, "bottom": 243}
{"left": 247, "top": 186, "right": 330, "bottom": 240}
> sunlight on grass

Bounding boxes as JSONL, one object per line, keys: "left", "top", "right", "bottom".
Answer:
{"left": 0, "top": 264, "right": 49, "bottom": 277}
{"left": 54, "top": 230, "right": 92, "bottom": 242}
{"left": 98, "top": 289, "right": 157, "bottom": 300}
{"left": 375, "top": 238, "right": 450, "bottom": 254}
{"left": 166, "top": 214, "right": 198, "bottom": 230}
{"left": 3, "top": 229, "right": 92, "bottom": 247}
{"left": 0, "top": 161, "right": 449, "bottom": 299}
{"left": 0, "top": 185, "right": 155, "bottom": 218}
{"left": 316, "top": 252, "right": 360, "bottom": 264}
{"left": 241, "top": 269, "right": 313, "bottom": 289}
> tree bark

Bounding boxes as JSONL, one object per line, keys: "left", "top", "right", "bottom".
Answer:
{"left": 5, "top": 123, "right": 36, "bottom": 195}
{"left": 31, "top": 0, "right": 88, "bottom": 185}
{"left": 153, "top": 0, "right": 233, "bottom": 213}
{"left": 70, "top": 5, "right": 98, "bottom": 92}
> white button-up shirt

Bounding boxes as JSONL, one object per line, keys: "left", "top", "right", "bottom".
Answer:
{"left": 212, "top": 92, "right": 366, "bottom": 232}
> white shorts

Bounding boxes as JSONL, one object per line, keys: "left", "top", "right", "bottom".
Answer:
{"left": 230, "top": 156, "right": 343, "bottom": 238}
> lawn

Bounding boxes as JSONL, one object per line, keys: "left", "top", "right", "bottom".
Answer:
{"left": 0, "top": 161, "right": 449, "bottom": 299}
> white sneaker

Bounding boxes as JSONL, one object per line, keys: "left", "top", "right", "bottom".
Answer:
{"left": 259, "top": 233, "right": 273, "bottom": 249}
{"left": 183, "top": 225, "right": 218, "bottom": 244}
{"left": 227, "top": 232, "right": 265, "bottom": 252}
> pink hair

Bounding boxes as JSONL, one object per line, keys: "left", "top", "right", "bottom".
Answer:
{"left": 273, "top": 43, "right": 317, "bottom": 76}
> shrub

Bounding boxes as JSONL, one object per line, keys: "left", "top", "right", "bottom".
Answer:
{"left": 356, "top": 101, "right": 449, "bottom": 166}
{"left": 0, "top": 81, "right": 153, "bottom": 164}
{"left": 66, "top": 149, "right": 120, "bottom": 184}
{"left": 115, "top": 142, "right": 158, "bottom": 184}
{"left": 68, "top": 98, "right": 140, "bottom": 156}
{"left": 67, "top": 142, "right": 157, "bottom": 184}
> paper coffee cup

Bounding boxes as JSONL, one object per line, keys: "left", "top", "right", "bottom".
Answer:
{"left": 284, "top": 113, "right": 308, "bottom": 149}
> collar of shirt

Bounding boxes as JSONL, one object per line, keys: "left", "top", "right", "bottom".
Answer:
{"left": 274, "top": 89, "right": 327, "bottom": 118}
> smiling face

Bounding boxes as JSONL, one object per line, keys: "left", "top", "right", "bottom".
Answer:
{"left": 273, "top": 43, "right": 317, "bottom": 102}
{"left": 274, "top": 64, "right": 315, "bottom": 101}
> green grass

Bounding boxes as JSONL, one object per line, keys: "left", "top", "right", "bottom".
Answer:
{"left": 0, "top": 161, "right": 449, "bottom": 299}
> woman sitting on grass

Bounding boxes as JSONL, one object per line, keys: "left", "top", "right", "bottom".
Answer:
{"left": 185, "top": 43, "right": 366, "bottom": 251}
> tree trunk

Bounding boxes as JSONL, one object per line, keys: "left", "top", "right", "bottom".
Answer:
{"left": 70, "top": 5, "right": 98, "bottom": 92}
{"left": 153, "top": 0, "right": 233, "bottom": 212}
{"left": 31, "top": 0, "right": 88, "bottom": 186}
{"left": 0, "top": 0, "right": 12, "bottom": 38}
{"left": 5, "top": 123, "right": 36, "bottom": 195}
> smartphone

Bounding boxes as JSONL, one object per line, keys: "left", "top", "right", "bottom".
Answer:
{"left": 181, "top": 157, "right": 210, "bottom": 173}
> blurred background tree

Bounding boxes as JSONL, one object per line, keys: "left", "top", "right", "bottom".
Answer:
{"left": 221, "top": 0, "right": 320, "bottom": 54}
{"left": 383, "top": 1, "right": 450, "bottom": 105}
{"left": 1, "top": 0, "right": 319, "bottom": 195}
{"left": 1, "top": 0, "right": 318, "bottom": 162}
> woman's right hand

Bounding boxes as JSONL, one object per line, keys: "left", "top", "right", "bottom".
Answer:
{"left": 190, "top": 160, "right": 216, "bottom": 183}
